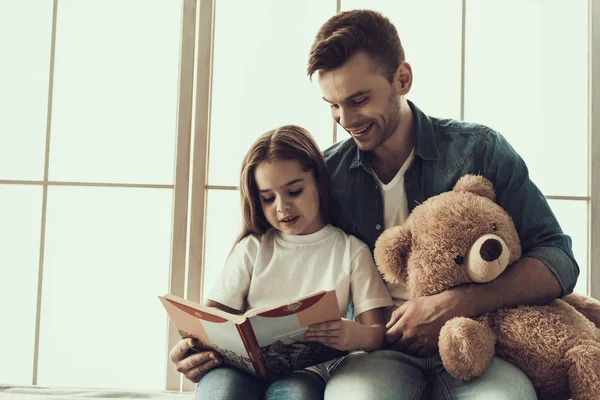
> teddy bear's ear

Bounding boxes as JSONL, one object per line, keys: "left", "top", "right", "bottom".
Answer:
{"left": 374, "top": 225, "right": 412, "bottom": 284}
{"left": 453, "top": 174, "right": 496, "bottom": 202}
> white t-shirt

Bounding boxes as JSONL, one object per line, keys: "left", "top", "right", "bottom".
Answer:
{"left": 208, "top": 224, "right": 393, "bottom": 318}
{"left": 373, "top": 149, "right": 415, "bottom": 307}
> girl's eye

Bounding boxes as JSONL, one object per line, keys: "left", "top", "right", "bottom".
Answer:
{"left": 289, "top": 189, "right": 303, "bottom": 197}
{"left": 261, "top": 197, "right": 274, "bottom": 204}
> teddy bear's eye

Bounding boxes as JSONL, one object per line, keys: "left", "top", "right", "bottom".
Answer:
{"left": 491, "top": 223, "right": 498, "bottom": 232}
{"left": 454, "top": 255, "right": 464, "bottom": 265}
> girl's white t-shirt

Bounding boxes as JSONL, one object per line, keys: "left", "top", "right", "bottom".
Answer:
{"left": 208, "top": 224, "right": 393, "bottom": 317}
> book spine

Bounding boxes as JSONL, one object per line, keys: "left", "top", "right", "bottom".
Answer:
{"left": 236, "top": 320, "right": 269, "bottom": 380}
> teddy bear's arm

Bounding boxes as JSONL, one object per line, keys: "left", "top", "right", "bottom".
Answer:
{"left": 438, "top": 317, "right": 496, "bottom": 381}
{"left": 562, "top": 293, "right": 600, "bottom": 329}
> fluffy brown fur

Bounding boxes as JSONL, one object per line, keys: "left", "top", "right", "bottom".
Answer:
{"left": 374, "top": 174, "right": 600, "bottom": 400}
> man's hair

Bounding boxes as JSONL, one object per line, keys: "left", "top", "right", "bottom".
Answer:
{"left": 307, "top": 9, "right": 405, "bottom": 82}
{"left": 235, "top": 125, "right": 331, "bottom": 245}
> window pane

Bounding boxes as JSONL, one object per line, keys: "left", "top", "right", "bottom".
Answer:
{"left": 37, "top": 186, "right": 173, "bottom": 389}
{"left": 48, "top": 0, "right": 182, "bottom": 184}
{"left": 0, "top": 1, "right": 53, "bottom": 180}
{"left": 341, "top": 0, "right": 463, "bottom": 119}
{"left": 203, "top": 190, "right": 242, "bottom": 301}
{"left": 0, "top": 185, "right": 43, "bottom": 384}
{"left": 547, "top": 199, "right": 587, "bottom": 295}
{"left": 208, "top": 0, "right": 336, "bottom": 186}
{"left": 464, "top": 0, "right": 587, "bottom": 197}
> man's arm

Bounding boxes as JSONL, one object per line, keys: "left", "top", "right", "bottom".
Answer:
{"left": 450, "top": 256, "right": 561, "bottom": 316}
{"left": 385, "top": 257, "right": 561, "bottom": 357}
{"left": 483, "top": 129, "right": 579, "bottom": 295}
{"left": 386, "top": 129, "right": 577, "bottom": 356}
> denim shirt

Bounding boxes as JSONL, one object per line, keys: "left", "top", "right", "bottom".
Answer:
{"left": 324, "top": 101, "right": 579, "bottom": 295}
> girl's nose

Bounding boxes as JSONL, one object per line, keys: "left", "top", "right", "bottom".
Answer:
{"left": 277, "top": 200, "right": 291, "bottom": 213}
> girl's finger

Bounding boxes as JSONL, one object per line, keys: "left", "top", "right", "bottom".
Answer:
{"left": 309, "top": 320, "right": 340, "bottom": 331}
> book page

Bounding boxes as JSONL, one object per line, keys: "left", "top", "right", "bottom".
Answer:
{"left": 159, "top": 296, "right": 255, "bottom": 375}
{"left": 246, "top": 290, "right": 346, "bottom": 377}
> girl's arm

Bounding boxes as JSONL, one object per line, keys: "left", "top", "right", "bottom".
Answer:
{"left": 304, "top": 307, "right": 387, "bottom": 352}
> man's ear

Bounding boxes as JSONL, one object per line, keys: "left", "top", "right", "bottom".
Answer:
{"left": 392, "top": 61, "right": 413, "bottom": 95}
{"left": 374, "top": 225, "right": 412, "bottom": 284}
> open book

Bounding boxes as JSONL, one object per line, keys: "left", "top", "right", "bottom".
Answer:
{"left": 159, "top": 290, "right": 347, "bottom": 380}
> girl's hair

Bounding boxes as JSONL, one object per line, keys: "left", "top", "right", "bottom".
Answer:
{"left": 234, "top": 125, "right": 331, "bottom": 245}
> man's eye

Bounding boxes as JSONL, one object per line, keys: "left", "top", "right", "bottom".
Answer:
{"left": 261, "top": 197, "right": 274, "bottom": 203}
{"left": 289, "top": 189, "right": 303, "bottom": 197}
{"left": 330, "top": 104, "right": 339, "bottom": 109}
{"left": 352, "top": 97, "right": 368, "bottom": 105}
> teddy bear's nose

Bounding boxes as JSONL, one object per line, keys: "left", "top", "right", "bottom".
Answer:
{"left": 480, "top": 238, "right": 502, "bottom": 261}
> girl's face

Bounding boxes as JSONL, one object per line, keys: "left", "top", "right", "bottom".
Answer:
{"left": 254, "top": 159, "right": 324, "bottom": 235}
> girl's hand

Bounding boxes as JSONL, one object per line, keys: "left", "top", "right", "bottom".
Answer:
{"left": 304, "top": 318, "right": 384, "bottom": 351}
{"left": 169, "top": 338, "right": 222, "bottom": 383}
{"left": 304, "top": 318, "right": 362, "bottom": 351}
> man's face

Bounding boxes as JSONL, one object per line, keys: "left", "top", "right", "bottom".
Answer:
{"left": 316, "top": 51, "right": 405, "bottom": 152}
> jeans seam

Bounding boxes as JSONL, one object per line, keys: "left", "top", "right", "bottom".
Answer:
{"left": 410, "top": 379, "right": 429, "bottom": 400}
{"left": 434, "top": 373, "right": 454, "bottom": 400}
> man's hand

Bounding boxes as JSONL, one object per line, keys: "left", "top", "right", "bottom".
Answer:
{"left": 169, "top": 338, "right": 222, "bottom": 383}
{"left": 386, "top": 291, "right": 461, "bottom": 357}
{"left": 305, "top": 318, "right": 376, "bottom": 351}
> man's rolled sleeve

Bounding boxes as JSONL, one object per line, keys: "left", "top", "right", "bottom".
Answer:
{"left": 524, "top": 246, "right": 579, "bottom": 295}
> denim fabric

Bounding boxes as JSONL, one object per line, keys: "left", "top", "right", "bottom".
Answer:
{"left": 324, "top": 101, "right": 579, "bottom": 295}
{"left": 195, "top": 367, "right": 325, "bottom": 400}
{"left": 324, "top": 350, "right": 537, "bottom": 400}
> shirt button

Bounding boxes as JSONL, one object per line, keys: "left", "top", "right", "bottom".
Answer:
{"left": 375, "top": 224, "right": 382, "bottom": 231}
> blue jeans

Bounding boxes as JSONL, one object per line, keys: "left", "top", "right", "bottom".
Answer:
{"left": 195, "top": 367, "right": 325, "bottom": 400}
{"left": 324, "top": 350, "right": 537, "bottom": 399}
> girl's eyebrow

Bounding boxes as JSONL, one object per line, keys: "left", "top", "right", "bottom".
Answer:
{"left": 259, "top": 178, "right": 304, "bottom": 193}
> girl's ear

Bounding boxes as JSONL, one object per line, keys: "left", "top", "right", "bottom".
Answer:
{"left": 374, "top": 225, "right": 412, "bottom": 284}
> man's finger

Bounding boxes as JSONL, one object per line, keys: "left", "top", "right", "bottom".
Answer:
{"left": 387, "top": 330, "right": 416, "bottom": 353}
{"left": 404, "top": 341, "right": 422, "bottom": 357}
{"left": 169, "top": 338, "right": 195, "bottom": 363}
{"left": 385, "top": 319, "right": 404, "bottom": 343}
{"left": 386, "top": 303, "right": 408, "bottom": 329}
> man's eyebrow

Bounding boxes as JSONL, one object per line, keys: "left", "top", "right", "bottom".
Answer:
{"left": 322, "top": 89, "right": 372, "bottom": 104}
{"left": 258, "top": 178, "right": 304, "bottom": 193}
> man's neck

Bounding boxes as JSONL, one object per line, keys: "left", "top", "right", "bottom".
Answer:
{"left": 371, "top": 102, "right": 415, "bottom": 184}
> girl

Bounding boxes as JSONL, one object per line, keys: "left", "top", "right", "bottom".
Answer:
{"left": 174, "top": 125, "right": 392, "bottom": 399}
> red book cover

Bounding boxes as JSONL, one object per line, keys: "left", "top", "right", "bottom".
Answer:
{"left": 159, "top": 290, "right": 347, "bottom": 380}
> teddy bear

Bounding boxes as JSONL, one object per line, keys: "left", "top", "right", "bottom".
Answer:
{"left": 373, "top": 174, "right": 600, "bottom": 400}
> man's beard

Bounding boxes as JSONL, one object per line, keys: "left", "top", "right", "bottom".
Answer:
{"left": 379, "top": 93, "right": 402, "bottom": 146}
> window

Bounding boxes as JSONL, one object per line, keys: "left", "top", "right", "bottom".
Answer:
{"left": 464, "top": 0, "right": 589, "bottom": 294}
{"left": 1, "top": 0, "right": 185, "bottom": 389}
{"left": 202, "top": 0, "right": 337, "bottom": 296}
{"left": 1, "top": 0, "right": 597, "bottom": 392}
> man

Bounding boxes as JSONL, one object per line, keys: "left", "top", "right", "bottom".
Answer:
{"left": 170, "top": 8, "right": 579, "bottom": 399}
{"left": 309, "top": 9, "right": 579, "bottom": 400}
